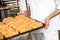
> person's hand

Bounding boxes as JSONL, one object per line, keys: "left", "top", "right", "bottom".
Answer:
{"left": 44, "top": 18, "right": 50, "bottom": 29}
{"left": 17, "top": 11, "right": 28, "bottom": 16}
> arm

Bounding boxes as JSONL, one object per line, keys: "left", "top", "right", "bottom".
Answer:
{"left": 46, "top": 9, "right": 60, "bottom": 20}
{"left": 17, "top": 4, "right": 30, "bottom": 16}
{"left": 27, "top": 4, "right": 31, "bottom": 15}
{"left": 45, "top": 9, "right": 60, "bottom": 29}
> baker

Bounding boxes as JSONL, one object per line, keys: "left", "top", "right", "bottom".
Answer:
{"left": 18, "top": 0, "right": 60, "bottom": 40}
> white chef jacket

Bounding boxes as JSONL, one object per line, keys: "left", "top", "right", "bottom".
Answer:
{"left": 18, "top": 0, "right": 27, "bottom": 11}
{"left": 27, "top": 0, "right": 60, "bottom": 31}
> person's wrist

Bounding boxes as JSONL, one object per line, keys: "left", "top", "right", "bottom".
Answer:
{"left": 45, "top": 18, "right": 50, "bottom": 21}
{"left": 46, "top": 17, "right": 51, "bottom": 20}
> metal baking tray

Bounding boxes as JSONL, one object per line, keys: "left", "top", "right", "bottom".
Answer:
{"left": 2, "top": 17, "right": 45, "bottom": 40}
{"left": 2, "top": 23, "right": 45, "bottom": 40}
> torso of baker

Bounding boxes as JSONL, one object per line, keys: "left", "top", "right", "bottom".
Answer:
{"left": 29, "top": 0, "right": 56, "bottom": 23}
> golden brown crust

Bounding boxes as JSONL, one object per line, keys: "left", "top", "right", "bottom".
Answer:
{"left": 19, "top": 27, "right": 32, "bottom": 33}
{"left": 2, "top": 17, "right": 13, "bottom": 24}
{"left": 0, "top": 24, "right": 18, "bottom": 38}
{"left": 30, "top": 22, "right": 43, "bottom": 29}
{"left": 0, "top": 15, "right": 43, "bottom": 37}
{"left": 9, "top": 15, "right": 43, "bottom": 33}
{"left": 3, "top": 29, "right": 18, "bottom": 38}
{"left": 0, "top": 34, "right": 4, "bottom": 40}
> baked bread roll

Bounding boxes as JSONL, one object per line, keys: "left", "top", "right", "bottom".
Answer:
{"left": 28, "top": 19, "right": 43, "bottom": 29}
{"left": 0, "top": 34, "right": 4, "bottom": 40}
{"left": 19, "top": 27, "right": 32, "bottom": 33}
{"left": 30, "top": 22, "right": 43, "bottom": 29}
{"left": 14, "top": 15, "right": 25, "bottom": 21}
{"left": 0, "top": 24, "right": 18, "bottom": 38}
{"left": 3, "top": 29, "right": 18, "bottom": 38}
{"left": 2, "top": 17, "right": 13, "bottom": 24}
{"left": 11, "top": 22, "right": 24, "bottom": 32}
{"left": 0, "top": 22, "right": 6, "bottom": 33}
